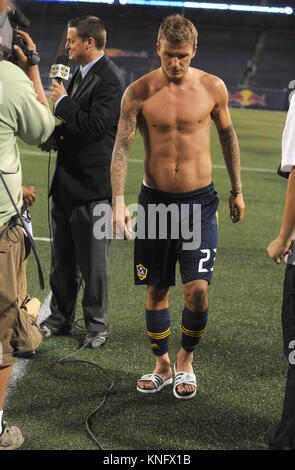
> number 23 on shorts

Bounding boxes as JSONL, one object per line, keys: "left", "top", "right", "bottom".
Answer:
{"left": 198, "top": 248, "right": 217, "bottom": 273}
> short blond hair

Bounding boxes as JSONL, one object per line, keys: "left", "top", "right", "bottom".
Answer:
{"left": 157, "top": 15, "right": 198, "bottom": 49}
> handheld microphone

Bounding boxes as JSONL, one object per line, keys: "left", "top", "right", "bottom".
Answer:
{"left": 50, "top": 55, "right": 70, "bottom": 84}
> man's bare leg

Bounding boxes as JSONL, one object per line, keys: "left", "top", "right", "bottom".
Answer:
{"left": 175, "top": 279, "right": 208, "bottom": 395}
{"left": 137, "top": 286, "right": 172, "bottom": 390}
{"left": 0, "top": 366, "right": 12, "bottom": 410}
{"left": 0, "top": 366, "right": 13, "bottom": 431}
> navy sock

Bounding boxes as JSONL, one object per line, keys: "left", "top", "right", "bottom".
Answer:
{"left": 146, "top": 308, "right": 171, "bottom": 356}
{"left": 181, "top": 306, "right": 208, "bottom": 352}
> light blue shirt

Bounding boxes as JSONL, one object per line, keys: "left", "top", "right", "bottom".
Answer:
{"left": 54, "top": 53, "right": 105, "bottom": 109}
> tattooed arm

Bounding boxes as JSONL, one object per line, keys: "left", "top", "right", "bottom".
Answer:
{"left": 211, "top": 79, "right": 245, "bottom": 223}
{"left": 111, "top": 85, "right": 141, "bottom": 201}
{"left": 111, "top": 84, "right": 142, "bottom": 238}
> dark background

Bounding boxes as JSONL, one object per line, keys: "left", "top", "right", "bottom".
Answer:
{"left": 13, "top": 0, "right": 295, "bottom": 109}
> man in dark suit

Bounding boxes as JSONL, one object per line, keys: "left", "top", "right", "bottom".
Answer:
{"left": 40, "top": 16, "right": 125, "bottom": 347}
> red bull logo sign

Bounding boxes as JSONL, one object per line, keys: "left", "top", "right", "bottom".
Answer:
{"left": 229, "top": 89, "right": 266, "bottom": 107}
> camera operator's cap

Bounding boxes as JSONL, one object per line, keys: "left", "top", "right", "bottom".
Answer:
{"left": 50, "top": 63, "right": 70, "bottom": 81}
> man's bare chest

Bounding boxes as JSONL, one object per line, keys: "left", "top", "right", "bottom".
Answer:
{"left": 141, "top": 86, "right": 214, "bottom": 132}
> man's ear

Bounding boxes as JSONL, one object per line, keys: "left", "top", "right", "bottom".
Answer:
{"left": 86, "top": 37, "right": 95, "bottom": 50}
{"left": 156, "top": 42, "right": 161, "bottom": 57}
{"left": 192, "top": 46, "right": 197, "bottom": 59}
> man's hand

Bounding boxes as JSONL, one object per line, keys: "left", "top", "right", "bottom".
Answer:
{"left": 39, "top": 135, "right": 57, "bottom": 152}
{"left": 50, "top": 81, "right": 68, "bottom": 105}
{"left": 112, "top": 200, "right": 132, "bottom": 242}
{"left": 22, "top": 185, "right": 36, "bottom": 209}
{"left": 13, "top": 29, "right": 36, "bottom": 72}
{"left": 267, "top": 235, "right": 291, "bottom": 264}
{"left": 229, "top": 192, "right": 245, "bottom": 223}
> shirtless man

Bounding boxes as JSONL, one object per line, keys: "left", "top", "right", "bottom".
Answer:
{"left": 111, "top": 15, "right": 245, "bottom": 399}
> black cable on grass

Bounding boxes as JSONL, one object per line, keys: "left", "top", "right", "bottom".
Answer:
{"left": 47, "top": 150, "right": 54, "bottom": 262}
{"left": 53, "top": 324, "right": 114, "bottom": 450}
{"left": 46, "top": 151, "right": 113, "bottom": 449}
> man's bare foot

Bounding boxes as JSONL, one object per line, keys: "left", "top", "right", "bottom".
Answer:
{"left": 137, "top": 354, "right": 172, "bottom": 391}
{"left": 175, "top": 348, "right": 196, "bottom": 396}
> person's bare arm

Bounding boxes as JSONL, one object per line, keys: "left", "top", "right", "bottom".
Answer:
{"left": 267, "top": 167, "right": 295, "bottom": 263}
{"left": 111, "top": 84, "right": 142, "bottom": 238}
{"left": 211, "top": 78, "right": 245, "bottom": 223}
{"left": 111, "top": 85, "right": 141, "bottom": 201}
{"left": 13, "top": 30, "right": 49, "bottom": 107}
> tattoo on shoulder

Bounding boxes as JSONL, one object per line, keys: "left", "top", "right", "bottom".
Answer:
{"left": 210, "top": 103, "right": 221, "bottom": 119}
{"left": 115, "top": 87, "right": 142, "bottom": 148}
{"left": 111, "top": 86, "right": 142, "bottom": 198}
{"left": 114, "top": 86, "right": 142, "bottom": 156}
{"left": 121, "top": 86, "right": 142, "bottom": 120}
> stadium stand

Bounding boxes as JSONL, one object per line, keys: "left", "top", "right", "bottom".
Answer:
{"left": 252, "top": 31, "right": 295, "bottom": 90}
{"left": 13, "top": 0, "right": 295, "bottom": 109}
{"left": 26, "top": 17, "right": 67, "bottom": 87}
{"left": 190, "top": 27, "right": 258, "bottom": 87}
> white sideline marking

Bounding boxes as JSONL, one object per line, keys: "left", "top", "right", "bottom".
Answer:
{"left": 21, "top": 149, "right": 47, "bottom": 157}
{"left": 28, "top": 160, "right": 277, "bottom": 244}
{"left": 215, "top": 164, "right": 276, "bottom": 174}
{"left": 7, "top": 294, "right": 52, "bottom": 390}
{"left": 21, "top": 148, "right": 277, "bottom": 174}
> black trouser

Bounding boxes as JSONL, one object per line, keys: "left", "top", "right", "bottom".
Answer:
{"left": 47, "top": 199, "right": 110, "bottom": 333}
{"left": 269, "top": 264, "right": 295, "bottom": 449}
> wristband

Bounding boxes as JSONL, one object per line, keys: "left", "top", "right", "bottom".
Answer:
{"left": 26, "top": 50, "right": 40, "bottom": 66}
{"left": 230, "top": 190, "right": 241, "bottom": 198}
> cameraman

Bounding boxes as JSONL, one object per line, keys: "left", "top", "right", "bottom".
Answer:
{"left": 0, "top": 4, "right": 55, "bottom": 450}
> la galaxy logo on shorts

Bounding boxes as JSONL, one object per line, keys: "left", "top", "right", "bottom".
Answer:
{"left": 136, "top": 264, "right": 148, "bottom": 281}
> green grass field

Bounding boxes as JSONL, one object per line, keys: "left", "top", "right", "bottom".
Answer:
{"left": 5, "top": 107, "right": 291, "bottom": 450}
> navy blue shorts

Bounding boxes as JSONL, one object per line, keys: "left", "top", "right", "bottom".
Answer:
{"left": 134, "top": 182, "right": 219, "bottom": 288}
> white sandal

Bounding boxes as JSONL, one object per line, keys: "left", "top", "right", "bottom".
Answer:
{"left": 173, "top": 363, "right": 197, "bottom": 400}
{"left": 137, "top": 373, "right": 173, "bottom": 394}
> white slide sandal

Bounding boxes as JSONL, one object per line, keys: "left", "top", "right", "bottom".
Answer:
{"left": 137, "top": 373, "right": 173, "bottom": 394}
{"left": 173, "top": 363, "right": 197, "bottom": 400}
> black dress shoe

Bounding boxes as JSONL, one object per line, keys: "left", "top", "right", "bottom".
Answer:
{"left": 14, "top": 350, "right": 37, "bottom": 359}
{"left": 40, "top": 321, "right": 72, "bottom": 338}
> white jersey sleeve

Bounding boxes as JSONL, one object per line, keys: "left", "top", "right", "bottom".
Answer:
{"left": 281, "top": 93, "right": 295, "bottom": 172}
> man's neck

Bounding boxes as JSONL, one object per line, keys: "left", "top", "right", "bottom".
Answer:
{"left": 161, "top": 67, "right": 191, "bottom": 86}
{"left": 80, "top": 50, "right": 104, "bottom": 67}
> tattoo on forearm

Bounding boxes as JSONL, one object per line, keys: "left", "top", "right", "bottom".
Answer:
{"left": 218, "top": 125, "right": 242, "bottom": 191}
{"left": 111, "top": 87, "right": 141, "bottom": 201}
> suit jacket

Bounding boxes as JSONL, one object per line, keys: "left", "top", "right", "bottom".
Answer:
{"left": 50, "top": 54, "right": 125, "bottom": 208}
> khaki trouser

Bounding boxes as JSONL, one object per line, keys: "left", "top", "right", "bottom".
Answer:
{"left": 0, "top": 222, "right": 28, "bottom": 366}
